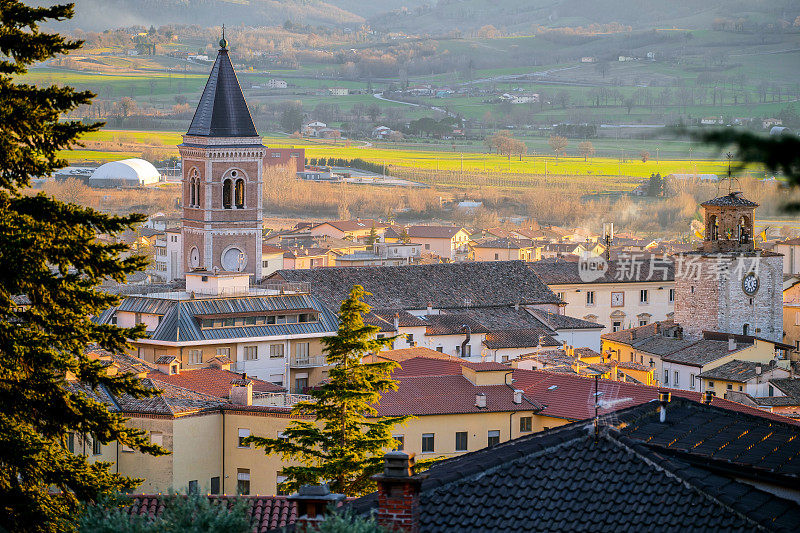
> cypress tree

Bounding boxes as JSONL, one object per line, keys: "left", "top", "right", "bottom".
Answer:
{"left": 0, "top": 2, "right": 166, "bottom": 531}
{"left": 246, "top": 285, "right": 410, "bottom": 496}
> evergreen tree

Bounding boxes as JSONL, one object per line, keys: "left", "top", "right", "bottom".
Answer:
{"left": 366, "top": 223, "right": 378, "bottom": 245}
{"left": 0, "top": 3, "right": 166, "bottom": 531}
{"left": 246, "top": 286, "right": 410, "bottom": 497}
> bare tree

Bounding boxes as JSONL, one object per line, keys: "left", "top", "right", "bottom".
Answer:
{"left": 548, "top": 135, "right": 568, "bottom": 159}
{"left": 578, "top": 141, "right": 595, "bottom": 161}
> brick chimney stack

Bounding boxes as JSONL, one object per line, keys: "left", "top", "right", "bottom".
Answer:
{"left": 288, "top": 484, "right": 345, "bottom": 530}
{"left": 372, "top": 451, "right": 428, "bottom": 533}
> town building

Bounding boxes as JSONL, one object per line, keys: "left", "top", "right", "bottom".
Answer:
{"left": 529, "top": 256, "right": 675, "bottom": 333}
{"left": 309, "top": 219, "right": 388, "bottom": 242}
{"left": 471, "top": 237, "right": 539, "bottom": 262}
{"left": 266, "top": 78, "right": 287, "bottom": 89}
{"left": 405, "top": 225, "right": 470, "bottom": 261}
{"left": 775, "top": 238, "right": 800, "bottom": 275}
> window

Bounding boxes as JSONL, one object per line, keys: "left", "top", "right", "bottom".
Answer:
{"left": 121, "top": 443, "right": 134, "bottom": 453}
{"left": 455, "top": 431, "right": 468, "bottom": 452}
{"left": 421, "top": 433, "right": 435, "bottom": 453}
{"left": 188, "top": 480, "right": 199, "bottom": 494}
{"left": 768, "top": 385, "right": 774, "bottom": 396}
{"left": 726, "top": 383, "right": 732, "bottom": 390}
{"left": 639, "top": 319, "right": 648, "bottom": 326}
{"left": 690, "top": 374, "right": 696, "bottom": 390}
{"left": 393, "top": 435, "right": 404, "bottom": 451}
{"left": 424, "top": 243, "right": 430, "bottom": 250}
{"left": 456, "top": 344, "right": 471, "bottom": 357}
{"left": 520, "top": 417, "right": 533, "bottom": 432}
{"left": 669, "top": 289, "right": 675, "bottom": 303}
{"left": 742, "top": 324, "right": 749, "bottom": 336}
{"left": 494, "top": 253, "right": 499, "bottom": 260}
{"left": 262, "top": 260, "right": 269, "bottom": 269}
{"left": 150, "top": 432, "right": 163, "bottom": 447}
{"left": 708, "top": 381, "right": 715, "bottom": 388}
{"left": 269, "top": 344, "right": 285, "bottom": 358}
{"left": 271, "top": 152, "right": 281, "bottom": 158}
{"left": 235, "top": 179, "right": 244, "bottom": 209}
{"left": 210, "top": 477, "right": 220, "bottom": 494}
{"left": 92, "top": 437, "right": 102, "bottom": 456}
{"left": 557, "top": 292, "right": 565, "bottom": 301}
{"left": 188, "top": 349, "right": 202, "bottom": 365}
{"left": 216, "top": 347, "right": 231, "bottom": 358}
{"left": 739, "top": 385, "right": 743, "bottom": 391}
{"left": 243, "top": 346, "right": 258, "bottom": 361}
{"left": 674, "top": 371, "right": 679, "bottom": 387}
{"left": 664, "top": 369, "right": 669, "bottom": 385}
{"left": 640, "top": 289, "right": 649, "bottom": 304}
{"left": 436, "top": 346, "right": 443, "bottom": 352}
{"left": 406, "top": 333, "right": 414, "bottom": 344}
{"left": 294, "top": 377, "right": 308, "bottom": 393}
{"left": 586, "top": 291, "right": 595, "bottom": 305}
{"left": 488, "top": 430, "right": 501, "bottom": 447}
{"left": 691, "top": 285, "right": 695, "bottom": 294}
{"left": 612, "top": 321, "right": 622, "bottom": 333}
{"left": 296, "top": 342, "right": 310, "bottom": 359}
{"left": 276, "top": 475, "right": 289, "bottom": 496}
{"left": 222, "top": 179, "right": 232, "bottom": 209}
{"left": 237, "top": 469, "right": 250, "bottom": 495}
{"left": 67, "top": 432, "right": 75, "bottom": 453}
{"left": 238, "top": 428, "right": 251, "bottom": 448}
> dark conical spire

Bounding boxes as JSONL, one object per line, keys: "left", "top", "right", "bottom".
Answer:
{"left": 186, "top": 41, "right": 257, "bottom": 138}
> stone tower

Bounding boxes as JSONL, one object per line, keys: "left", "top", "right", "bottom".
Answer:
{"left": 673, "top": 191, "right": 783, "bottom": 341}
{"left": 179, "top": 36, "right": 265, "bottom": 281}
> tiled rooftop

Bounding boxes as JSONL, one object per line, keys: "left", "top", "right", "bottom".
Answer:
{"left": 146, "top": 368, "right": 285, "bottom": 397}
{"left": 529, "top": 255, "right": 674, "bottom": 284}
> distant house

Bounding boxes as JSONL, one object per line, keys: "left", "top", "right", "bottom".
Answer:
{"left": 372, "top": 126, "right": 394, "bottom": 139}
{"left": 700, "top": 117, "right": 723, "bottom": 125}
{"left": 310, "top": 219, "right": 388, "bottom": 242}
{"left": 328, "top": 87, "right": 349, "bottom": 96}
{"left": 618, "top": 55, "right": 636, "bottom": 62}
{"left": 763, "top": 118, "right": 782, "bottom": 129}
{"left": 580, "top": 57, "right": 597, "bottom": 63}
{"left": 667, "top": 173, "right": 718, "bottom": 182}
{"left": 266, "top": 79, "right": 287, "bottom": 89}
{"left": 301, "top": 121, "right": 327, "bottom": 137}
{"left": 499, "top": 93, "right": 539, "bottom": 104}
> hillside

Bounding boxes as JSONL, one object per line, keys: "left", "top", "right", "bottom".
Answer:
{"left": 370, "top": 0, "right": 800, "bottom": 34}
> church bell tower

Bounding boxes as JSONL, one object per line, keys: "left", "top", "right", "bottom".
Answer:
{"left": 673, "top": 189, "right": 782, "bottom": 342}
{"left": 179, "top": 34, "right": 265, "bottom": 280}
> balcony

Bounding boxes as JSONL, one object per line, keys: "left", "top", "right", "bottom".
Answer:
{"left": 289, "top": 354, "right": 327, "bottom": 368}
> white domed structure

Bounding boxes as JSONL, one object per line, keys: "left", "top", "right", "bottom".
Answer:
{"left": 89, "top": 158, "right": 160, "bottom": 188}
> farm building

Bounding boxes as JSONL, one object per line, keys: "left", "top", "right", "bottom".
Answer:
{"left": 89, "top": 158, "right": 160, "bottom": 188}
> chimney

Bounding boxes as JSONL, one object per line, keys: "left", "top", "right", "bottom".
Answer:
{"left": 229, "top": 376, "right": 253, "bottom": 406}
{"left": 654, "top": 322, "right": 660, "bottom": 334}
{"left": 426, "top": 302, "right": 433, "bottom": 315}
{"left": 658, "top": 391, "right": 671, "bottom": 423}
{"left": 393, "top": 312, "right": 400, "bottom": 332}
{"left": 372, "top": 451, "right": 428, "bottom": 533}
{"left": 475, "top": 392, "right": 486, "bottom": 408}
{"left": 288, "top": 484, "right": 345, "bottom": 529}
{"left": 513, "top": 389, "right": 523, "bottom": 404}
{"left": 155, "top": 356, "right": 180, "bottom": 375}
{"left": 702, "top": 391, "right": 714, "bottom": 405}
{"left": 755, "top": 363, "right": 762, "bottom": 375}
{"left": 514, "top": 301, "right": 520, "bottom": 311}
{"left": 728, "top": 337, "right": 737, "bottom": 351}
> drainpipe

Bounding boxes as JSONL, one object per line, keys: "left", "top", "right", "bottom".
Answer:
{"left": 460, "top": 325, "right": 471, "bottom": 358}
{"left": 221, "top": 410, "right": 225, "bottom": 494}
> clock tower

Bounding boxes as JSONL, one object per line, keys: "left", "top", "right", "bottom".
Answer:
{"left": 673, "top": 191, "right": 783, "bottom": 341}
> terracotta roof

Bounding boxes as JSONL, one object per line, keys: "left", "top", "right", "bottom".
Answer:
{"left": 271, "top": 261, "right": 561, "bottom": 310}
{"left": 145, "top": 368, "right": 284, "bottom": 397}
{"left": 472, "top": 237, "right": 528, "bottom": 249}
{"left": 701, "top": 191, "right": 759, "bottom": 208}
{"left": 262, "top": 244, "right": 285, "bottom": 254}
{"left": 364, "top": 347, "right": 461, "bottom": 363}
{"left": 125, "top": 495, "right": 296, "bottom": 530}
{"left": 461, "top": 361, "right": 510, "bottom": 371}
{"left": 406, "top": 225, "right": 468, "bottom": 239}
{"left": 529, "top": 255, "right": 674, "bottom": 284}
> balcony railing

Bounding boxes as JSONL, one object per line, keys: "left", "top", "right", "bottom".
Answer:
{"left": 254, "top": 392, "right": 313, "bottom": 408}
{"left": 289, "top": 354, "right": 327, "bottom": 368}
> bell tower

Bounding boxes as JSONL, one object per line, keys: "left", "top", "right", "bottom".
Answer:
{"left": 673, "top": 188, "right": 782, "bottom": 342}
{"left": 179, "top": 34, "right": 265, "bottom": 280}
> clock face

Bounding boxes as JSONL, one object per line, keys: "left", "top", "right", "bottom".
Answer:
{"left": 742, "top": 273, "right": 759, "bottom": 296}
{"left": 611, "top": 292, "right": 624, "bottom": 307}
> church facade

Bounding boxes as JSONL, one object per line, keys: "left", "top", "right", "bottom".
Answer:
{"left": 179, "top": 36, "right": 303, "bottom": 281}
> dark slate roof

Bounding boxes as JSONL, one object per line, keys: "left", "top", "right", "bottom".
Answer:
{"left": 701, "top": 191, "right": 759, "bottom": 208}
{"left": 347, "top": 399, "right": 800, "bottom": 533}
{"left": 105, "top": 294, "right": 338, "bottom": 343}
{"left": 661, "top": 339, "right": 746, "bottom": 367}
{"left": 771, "top": 378, "right": 800, "bottom": 400}
{"left": 483, "top": 329, "right": 559, "bottom": 349}
{"left": 529, "top": 255, "right": 674, "bottom": 284}
{"left": 269, "top": 261, "right": 561, "bottom": 310}
{"left": 697, "top": 360, "right": 767, "bottom": 382}
{"left": 186, "top": 49, "right": 258, "bottom": 138}
{"left": 422, "top": 314, "right": 488, "bottom": 336}
{"left": 528, "top": 309, "right": 604, "bottom": 330}
{"left": 125, "top": 495, "right": 296, "bottom": 531}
